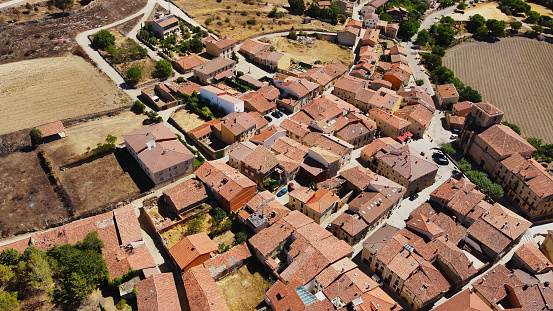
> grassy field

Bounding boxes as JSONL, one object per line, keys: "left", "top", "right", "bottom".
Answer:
{"left": 217, "top": 263, "right": 273, "bottom": 311}
{"left": 0, "top": 151, "right": 67, "bottom": 236}
{"left": 172, "top": 0, "right": 343, "bottom": 41}
{"left": 0, "top": 55, "right": 129, "bottom": 135}
{"left": 43, "top": 111, "right": 146, "bottom": 167}
{"left": 450, "top": 2, "right": 512, "bottom": 21}
{"left": 443, "top": 37, "right": 553, "bottom": 143}
{"left": 526, "top": 1, "right": 553, "bottom": 17}
{"left": 57, "top": 151, "right": 143, "bottom": 217}
{"left": 161, "top": 209, "right": 233, "bottom": 248}
{"left": 172, "top": 108, "right": 207, "bottom": 132}
{"left": 271, "top": 36, "right": 354, "bottom": 66}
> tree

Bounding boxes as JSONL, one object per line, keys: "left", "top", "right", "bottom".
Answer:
{"left": 475, "top": 25, "right": 489, "bottom": 38}
{"left": 0, "top": 250, "right": 20, "bottom": 267}
{"left": 308, "top": 4, "right": 320, "bottom": 17}
{"left": 458, "top": 158, "right": 471, "bottom": 172}
{"left": 416, "top": 29, "right": 432, "bottom": 46}
{"left": 459, "top": 86, "right": 482, "bottom": 102}
{"left": 231, "top": 51, "right": 239, "bottom": 63}
{"left": 309, "top": 181, "right": 318, "bottom": 190}
{"left": 30, "top": 127, "right": 42, "bottom": 144}
{"left": 440, "top": 143, "right": 455, "bottom": 155}
{"left": 288, "top": 0, "right": 305, "bottom": 13}
{"left": 547, "top": 20, "right": 553, "bottom": 29}
{"left": 533, "top": 25, "right": 544, "bottom": 33}
{"left": 398, "top": 19, "right": 420, "bottom": 39}
{"left": 0, "top": 265, "right": 14, "bottom": 290}
{"left": 0, "top": 291, "right": 18, "bottom": 311}
{"left": 155, "top": 59, "right": 173, "bottom": 77}
{"left": 431, "top": 66, "right": 454, "bottom": 84}
{"left": 126, "top": 66, "right": 142, "bottom": 84}
{"left": 501, "top": 121, "right": 521, "bottom": 135}
{"left": 457, "top": 2, "right": 467, "bottom": 9}
{"left": 467, "top": 14, "right": 486, "bottom": 33}
{"left": 93, "top": 29, "right": 115, "bottom": 50}
{"left": 132, "top": 100, "right": 146, "bottom": 114}
{"left": 510, "top": 20, "right": 522, "bottom": 31}
{"left": 440, "top": 16, "right": 455, "bottom": 25}
{"left": 17, "top": 246, "right": 53, "bottom": 291}
{"left": 288, "top": 30, "right": 297, "bottom": 40}
{"left": 217, "top": 243, "right": 230, "bottom": 253}
{"left": 188, "top": 38, "right": 204, "bottom": 53}
{"left": 421, "top": 53, "right": 442, "bottom": 71}
{"left": 431, "top": 45, "right": 445, "bottom": 57}
{"left": 486, "top": 19, "right": 506, "bottom": 37}
{"left": 434, "top": 24, "right": 455, "bottom": 47}
{"left": 234, "top": 232, "right": 248, "bottom": 245}
{"left": 211, "top": 207, "right": 227, "bottom": 223}
{"left": 526, "top": 10, "right": 540, "bottom": 23}
{"left": 187, "top": 219, "right": 203, "bottom": 235}
{"left": 53, "top": 0, "right": 73, "bottom": 15}
{"left": 416, "top": 79, "right": 424, "bottom": 86}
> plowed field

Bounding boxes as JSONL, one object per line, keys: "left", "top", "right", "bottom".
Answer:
{"left": 443, "top": 37, "right": 553, "bottom": 143}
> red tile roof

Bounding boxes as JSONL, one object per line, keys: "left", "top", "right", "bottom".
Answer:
{"left": 477, "top": 124, "right": 536, "bottom": 158}
{"left": 195, "top": 160, "right": 256, "bottom": 203}
{"left": 202, "top": 243, "right": 252, "bottom": 278}
{"left": 241, "top": 91, "right": 276, "bottom": 114}
{"left": 163, "top": 179, "right": 208, "bottom": 213}
{"left": 513, "top": 242, "right": 552, "bottom": 274}
{"left": 174, "top": 55, "right": 204, "bottom": 71}
{"left": 136, "top": 273, "right": 181, "bottom": 311}
{"left": 169, "top": 232, "right": 217, "bottom": 271}
{"left": 36, "top": 121, "right": 65, "bottom": 137}
{"left": 432, "top": 288, "right": 492, "bottom": 311}
{"left": 113, "top": 204, "right": 143, "bottom": 245}
{"left": 182, "top": 266, "right": 230, "bottom": 311}
{"left": 472, "top": 264, "right": 524, "bottom": 306}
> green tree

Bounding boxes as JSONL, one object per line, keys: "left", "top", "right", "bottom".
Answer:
{"left": 309, "top": 181, "right": 318, "bottom": 190}
{"left": 217, "top": 243, "right": 230, "bottom": 253}
{"left": 467, "top": 14, "right": 486, "bottom": 33}
{"left": 510, "top": 20, "right": 522, "bottom": 31}
{"left": 17, "top": 246, "right": 53, "bottom": 291}
{"left": 0, "top": 291, "right": 18, "bottom": 311}
{"left": 211, "top": 207, "right": 227, "bottom": 223}
{"left": 132, "top": 100, "right": 146, "bottom": 114}
{"left": 421, "top": 53, "right": 442, "bottom": 72}
{"left": 126, "top": 66, "right": 142, "bottom": 84}
{"left": 398, "top": 19, "right": 420, "bottom": 39}
{"left": 501, "top": 121, "right": 521, "bottom": 135}
{"left": 458, "top": 158, "right": 471, "bottom": 172}
{"left": 187, "top": 219, "right": 203, "bottom": 235}
{"left": 0, "top": 250, "right": 20, "bottom": 267}
{"left": 526, "top": 10, "right": 540, "bottom": 23}
{"left": 93, "top": 29, "right": 115, "bottom": 50}
{"left": 431, "top": 66, "right": 454, "bottom": 84}
{"left": 547, "top": 20, "right": 553, "bottom": 29}
{"left": 415, "top": 79, "right": 424, "bottom": 86}
{"left": 475, "top": 25, "right": 489, "bottom": 38}
{"left": 234, "top": 232, "right": 248, "bottom": 245}
{"left": 54, "top": 0, "right": 73, "bottom": 15}
{"left": 440, "top": 143, "right": 455, "bottom": 155}
{"left": 533, "top": 25, "right": 544, "bottom": 33}
{"left": 288, "top": 30, "right": 298, "bottom": 40}
{"left": 105, "top": 134, "right": 116, "bottom": 145}
{"left": 434, "top": 24, "right": 455, "bottom": 47}
{"left": 459, "top": 86, "right": 482, "bottom": 102}
{"left": 379, "top": 12, "right": 393, "bottom": 23}
{"left": 0, "top": 265, "right": 14, "bottom": 290}
{"left": 486, "top": 19, "right": 506, "bottom": 37}
{"left": 308, "top": 3, "right": 320, "bottom": 17}
{"left": 288, "top": 0, "right": 305, "bottom": 13}
{"left": 457, "top": 2, "right": 467, "bottom": 9}
{"left": 30, "top": 127, "right": 42, "bottom": 144}
{"left": 416, "top": 29, "right": 432, "bottom": 46}
{"left": 155, "top": 59, "right": 173, "bottom": 77}
{"left": 431, "top": 45, "right": 445, "bottom": 57}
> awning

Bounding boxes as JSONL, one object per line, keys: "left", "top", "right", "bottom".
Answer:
{"left": 397, "top": 132, "right": 413, "bottom": 142}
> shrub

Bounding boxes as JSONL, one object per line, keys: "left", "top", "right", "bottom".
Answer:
{"left": 30, "top": 127, "right": 43, "bottom": 144}
{"left": 415, "top": 79, "right": 424, "bottom": 86}
{"left": 125, "top": 66, "right": 142, "bottom": 84}
{"left": 115, "top": 299, "right": 127, "bottom": 310}
{"left": 440, "top": 143, "right": 456, "bottom": 155}
{"left": 501, "top": 121, "right": 521, "bottom": 135}
{"left": 93, "top": 30, "right": 115, "bottom": 50}
{"left": 288, "top": 30, "right": 297, "bottom": 40}
{"left": 155, "top": 59, "right": 173, "bottom": 77}
{"left": 131, "top": 100, "right": 146, "bottom": 114}
{"left": 204, "top": 17, "right": 213, "bottom": 25}
{"left": 218, "top": 243, "right": 231, "bottom": 253}
{"left": 246, "top": 18, "right": 257, "bottom": 25}
{"left": 211, "top": 207, "right": 227, "bottom": 223}
{"left": 187, "top": 219, "right": 203, "bottom": 235}
{"left": 234, "top": 232, "right": 248, "bottom": 245}
{"left": 458, "top": 158, "right": 471, "bottom": 172}
{"left": 176, "top": 76, "right": 185, "bottom": 83}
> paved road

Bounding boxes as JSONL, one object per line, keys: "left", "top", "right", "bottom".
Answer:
{"left": 0, "top": 0, "right": 26, "bottom": 9}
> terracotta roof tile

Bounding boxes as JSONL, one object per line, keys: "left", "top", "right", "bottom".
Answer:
{"left": 331, "top": 213, "right": 368, "bottom": 237}
{"left": 163, "top": 179, "right": 209, "bottom": 213}
{"left": 36, "top": 121, "right": 65, "bottom": 137}
{"left": 241, "top": 145, "right": 279, "bottom": 174}
{"left": 202, "top": 243, "right": 251, "bottom": 278}
{"left": 403, "top": 261, "right": 450, "bottom": 305}
{"left": 472, "top": 264, "right": 524, "bottom": 306}
{"left": 174, "top": 55, "right": 204, "bottom": 71}
{"left": 136, "top": 273, "right": 181, "bottom": 311}
{"left": 375, "top": 144, "right": 438, "bottom": 182}
{"left": 477, "top": 124, "right": 536, "bottom": 158}
{"left": 195, "top": 161, "right": 256, "bottom": 204}
{"left": 501, "top": 153, "right": 553, "bottom": 198}
{"left": 513, "top": 242, "right": 552, "bottom": 274}
{"left": 241, "top": 91, "right": 276, "bottom": 114}
{"left": 271, "top": 136, "right": 309, "bottom": 159}
{"left": 432, "top": 288, "right": 492, "bottom": 311}
{"left": 323, "top": 268, "right": 378, "bottom": 305}
{"left": 240, "top": 39, "right": 271, "bottom": 56}
{"left": 169, "top": 232, "right": 217, "bottom": 271}
{"left": 182, "top": 266, "right": 230, "bottom": 311}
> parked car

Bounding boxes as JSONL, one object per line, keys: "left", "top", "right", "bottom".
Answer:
{"left": 264, "top": 115, "right": 272, "bottom": 122}
{"left": 409, "top": 193, "right": 419, "bottom": 201}
{"left": 450, "top": 134, "right": 458, "bottom": 139}
{"left": 452, "top": 128, "right": 460, "bottom": 134}
{"left": 288, "top": 183, "right": 295, "bottom": 191}
{"left": 434, "top": 157, "right": 449, "bottom": 165}
{"left": 271, "top": 111, "right": 280, "bottom": 118}
{"left": 277, "top": 188, "right": 288, "bottom": 197}
{"left": 432, "top": 152, "right": 444, "bottom": 159}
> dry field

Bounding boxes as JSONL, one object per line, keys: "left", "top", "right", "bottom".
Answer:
{"left": 0, "top": 55, "right": 129, "bottom": 135}
{"left": 443, "top": 37, "right": 553, "bottom": 142}
{"left": 271, "top": 36, "right": 354, "bottom": 65}
{"left": 57, "top": 152, "right": 142, "bottom": 217}
{"left": 0, "top": 151, "right": 67, "bottom": 237}
{"left": 42, "top": 111, "right": 146, "bottom": 167}
{"left": 450, "top": 2, "right": 512, "bottom": 21}
{"left": 0, "top": 0, "right": 89, "bottom": 24}
{"left": 217, "top": 264, "right": 273, "bottom": 311}
{"left": 0, "top": 0, "right": 147, "bottom": 64}
{"left": 172, "top": 109, "right": 207, "bottom": 131}
{"left": 526, "top": 2, "right": 553, "bottom": 17}
{"left": 173, "top": 0, "right": 343, "bottom": 41}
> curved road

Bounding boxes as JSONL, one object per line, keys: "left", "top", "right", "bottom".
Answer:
{"left": 0, "top": 0, "right": 26, "bottom": 9}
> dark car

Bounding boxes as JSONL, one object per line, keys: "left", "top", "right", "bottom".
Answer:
{"left": 264, "top": 115, "right": 272, "bottom": 122}
{"left": 271, "top": 111, "right": 280, "bottom": 118}
{"left": 432, "top": 152, "right": 444, "bottom": 159}
{"left": 409, "top": 193, "right": 419, "bottom": 201}
{"left": 434, "top": 157, "right": 449, "bottom": 165}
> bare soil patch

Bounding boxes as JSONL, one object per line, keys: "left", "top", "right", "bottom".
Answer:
{"left": 450, "top": 2, "right": 512, "bottom": 21}
{"left": 57, "top": 151, "right": 142, "bottom": 217}
{"left": 0, "top": 151, "right": 67, "bottom": 237}
{"left": 173, "top": 0, "right": 343, "bottom": 41}
{"left": 42, "top": 111, "right": 146, "bottom": 167}
{"left": 443, "top": 37, "right": 553, "bottom": 143}
{"left": 217, "top": 263, "right": 273, "bottom": 311}
{"left": 172, "top": 109, "right": 207, "bottom": 132}
{"left": 0, "top": 55, "right": 129, "bottom": 135}
{"left": 526, "top": 1, "right": 553, "bottom": 17}
{"left": 0, "top": 0, "right": 89, "bottom": 24}
{"left": 271, "top": 36, "right": 354, "bottom": 65}
{"left": 0, "top": 0, "right": 147, "bottom": 64}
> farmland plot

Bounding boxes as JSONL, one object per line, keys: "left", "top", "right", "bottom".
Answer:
{"left": 443, "top": 37, "right": 553, "bottom": 143}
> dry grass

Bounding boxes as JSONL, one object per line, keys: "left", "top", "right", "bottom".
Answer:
{"left": 42, "top": 111, "right": 146, "bottom": 167}
{"left": 162, "top": 211, "right": 213, "bottom": 248}
{"left": 443, "top": 37, "right": 553, "bottom": 143}
{"left": 0, "top": 55, "right": 129, "bottom": 135}
{"left": 57, "top": 152, "right": 141, "bottom": 216}
{"left": 212, "top": 230, "right": 235, "bottom": 246}
{"left": 527, "top": 2, "right": 553, "bottom": 17}
{"left": 271, "top": 36, "right": 354, "bottom": 65}
{"left": 450, "top": 2, "right": 512, "bottom": 21}
{"left": 172, "top": 109, "right": 207, "bottom": 131}
{"left": 217, "top": 263, "right": 273, "bottom": 311}
{"left": 0, "top": 151, "right": 67, "bottom": 237}
{"left": 173, "top": 0, "right": 343, "bottom": 41}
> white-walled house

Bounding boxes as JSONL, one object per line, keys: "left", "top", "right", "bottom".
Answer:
{"left": 199, "top": 85, "right": 244, "bottom": 114}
